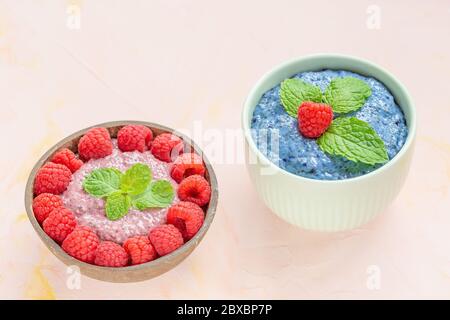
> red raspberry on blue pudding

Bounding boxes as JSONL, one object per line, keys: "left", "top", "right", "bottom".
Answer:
{"left": 297, "top": 101, "right": 333, "bottom": 138}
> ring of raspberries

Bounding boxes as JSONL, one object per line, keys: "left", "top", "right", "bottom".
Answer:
{"left": 31, "top": 125, "right": 211, "bottom": 268}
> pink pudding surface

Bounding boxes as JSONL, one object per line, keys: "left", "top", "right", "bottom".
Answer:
{"left": 61, "top": 140, "right": 179, "bottom": 244}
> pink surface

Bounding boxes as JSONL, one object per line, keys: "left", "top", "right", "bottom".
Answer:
{"left": 0, "top": 0, "right": 449, "bottom": 299}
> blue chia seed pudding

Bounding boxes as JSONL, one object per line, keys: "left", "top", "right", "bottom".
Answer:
{"left": 251, "top": 70, "right": 409, "bottom": 180}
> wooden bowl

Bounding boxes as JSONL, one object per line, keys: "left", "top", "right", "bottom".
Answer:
{"left": 25, "top": 121, "right": 218, "bottom": 283}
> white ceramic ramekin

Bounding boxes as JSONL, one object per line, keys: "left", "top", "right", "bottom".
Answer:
{"left": 242, "top": 54, "right": 416, "bottom": 231}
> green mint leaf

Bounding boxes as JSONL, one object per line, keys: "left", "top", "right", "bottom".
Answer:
{"left": 280, "top": 78, "right": 322, "bottom": 117}
{"left": 131, "top": 180, "right": 174, "bottom": 210}
{"left": 105, "top": 192, "right": 131, "bottom": 221}
{"left": 324, "top": 77, "right": 371, "bottom": 114}
{"left": 82, "top": 168, "right": 122, "bottom": 198}
{"left": 120, "top": 163, "right": 152, "bottom": 195}
{"left": 317, "top": 117, "right": 389, "bottom": 165}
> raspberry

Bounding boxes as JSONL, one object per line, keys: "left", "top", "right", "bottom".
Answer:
{"left": 50, "top": 148, "right": 83, "bottom": 173}
{"left": 167, "top": 202, "right": 205, "bottom": 240}
{"left": 150, "top": 133, "right": 184, "bottom": 162}
{"left": 78, "top": 127, "right": 113, "bottom": 161}
{"left": 32, "top": 193, "right": 64, "bottom": 224}
{"left": 117, "top": 125, "right": 153, "bottom": 153}
{"left": 62, "top": 226, "right": 100, "bottom": 264}
{"left": 42, "top": 207, "right": 77, "bottom": 243}
{"left": 34, "top": 162, "right": 72, "bottom": 195}
{"left": 170, "top": 153, "right": 206, "bottom": 183}
{"left": 94, "top": 241, "right": 129, "bottom": 267}
{"left": 123, "top": 236, "right": 157, "bottom": 265}
{"left": 177, "top": 175, "right": 211, "bottom": 207}
{"left": 149, "top": 224, "right": 184, "bottom": 256}
{"left": 297, "top": 101, "right": 333, "bottom": 138}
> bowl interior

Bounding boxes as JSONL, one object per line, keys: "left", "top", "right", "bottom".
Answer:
{"left": 242, "top": 54, "right": 416, "bottom": 183}
{"left": 25, "top": 121, "right": 218, "bottom": 282}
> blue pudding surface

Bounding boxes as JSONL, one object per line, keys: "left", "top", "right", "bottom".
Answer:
{"left": 250, "top": 70, "right": 408, "bottom": 180}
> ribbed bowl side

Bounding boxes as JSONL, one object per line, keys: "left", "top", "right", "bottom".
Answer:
{"left": 246, "top": 141, "right": 414, "bottom": 232}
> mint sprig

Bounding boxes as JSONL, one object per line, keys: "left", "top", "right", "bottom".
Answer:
{"left": 83, "top": 163, "right": 174, "bottom": 221}
{"left": 132, "top": 180, "right": 174, "bottom": 210}
{"left": 82, "top": 168, "right": 122, "bottom": 197}
{"left": 280, "top": 79, "right": 322, "bottom": 117}
{"left": 317, "top": 117, "right": 388, "bottom": 165}
{"left": 280, "top": 76, "right": 371, "bottom": 117}
{"left": 324, "top": 77, "right": 372, "bottom": 114}
{"left": 105, "top": 192, "right": 131, "bottom": 221}
{"left": 279, "top": 75, "right": 388, "bottom": 165}
{"left": 120, "top": 163, "right": 151, "bottom": 195}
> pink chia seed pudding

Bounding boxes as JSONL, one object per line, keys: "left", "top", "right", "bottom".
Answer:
{"left": 62, "top": 140, "right": 179, "bottom": 244}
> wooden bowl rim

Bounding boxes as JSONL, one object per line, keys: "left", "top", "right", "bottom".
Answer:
{"left": 24, "top": 120, "right": 218, "bottom": 280}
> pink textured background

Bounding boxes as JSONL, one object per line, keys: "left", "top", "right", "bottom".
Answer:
{"left": 0, "top": 0, "right": 449, "bottom": 299}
